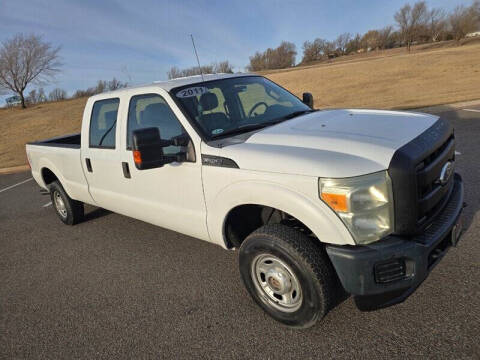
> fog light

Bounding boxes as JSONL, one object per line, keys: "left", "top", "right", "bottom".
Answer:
{"left": 374, "top": 258, "right": 406, "bottom": 284}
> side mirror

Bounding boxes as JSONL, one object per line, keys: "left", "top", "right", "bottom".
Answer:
{"left": 132, "top": 127, "right": 186, "bottom": 170}
{"left": 302, "top": 92, "right": 314, "bottom": 108}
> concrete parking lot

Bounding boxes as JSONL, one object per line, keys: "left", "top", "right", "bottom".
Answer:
{"left": 1, "top": 106, "right": 479, "bottom": 359}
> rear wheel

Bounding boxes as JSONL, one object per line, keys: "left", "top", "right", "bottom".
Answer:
{"left": 49, "top": 181, "right": 84, "bottom": 225}
{"left": 239, "top": 224, "right": 339, "bottom": 328}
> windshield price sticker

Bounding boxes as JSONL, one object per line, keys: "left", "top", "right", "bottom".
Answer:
{"left": 176, "top": 87, "right": 208, "bottom": 98}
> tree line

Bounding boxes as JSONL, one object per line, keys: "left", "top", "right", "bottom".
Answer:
{"left": 167, "top": 60, "right": 233, "bottom": 80}
{"left": 248, "top": 0, "right": 480, "bottom": 70}
{"left": 22, "top": 78, "right": 128, "bottom": 106}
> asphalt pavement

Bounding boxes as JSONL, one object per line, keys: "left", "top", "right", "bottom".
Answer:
{"left": 1, "top": 106, "right": 479, "bottom": 359}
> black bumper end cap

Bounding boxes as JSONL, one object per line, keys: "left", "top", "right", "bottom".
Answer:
{"left": 354, "top": 286, "right": 416, "bottom": 311}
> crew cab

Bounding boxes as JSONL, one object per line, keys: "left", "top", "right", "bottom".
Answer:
{"left": 26, "top": 73, "right": 464, "bottom": 328}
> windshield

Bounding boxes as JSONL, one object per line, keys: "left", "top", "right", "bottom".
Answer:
{"left": 172, "top": 76, "right": 311, "bottom": 140}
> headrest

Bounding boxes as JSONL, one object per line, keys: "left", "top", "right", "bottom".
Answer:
{"left": 199, "top": 92, "right": 218, "bottom": 111}
{"left": 144, "top": 103, "right": 168, "bottom": 117}
{"left": 104, "top": 110, "right": 117, "bottom": 125}
{"left": 142, "top": 103, "right": 171, "bottom": 124}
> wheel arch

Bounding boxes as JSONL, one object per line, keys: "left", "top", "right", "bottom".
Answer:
{"left": 206, "top": 180, "right": 355, "bottom": 249}
{"left": 37, "top": 158, "right": 70, "bottom": 195}
{"left": 41, "top": 167, "right": 59, "bottom": 187}
{"left": 223, "top": 204, "right": 315, "bottom": 249}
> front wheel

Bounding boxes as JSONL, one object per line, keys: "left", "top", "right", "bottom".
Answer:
{"left": 239, "top": 224, "right": 339, "bottom": 328}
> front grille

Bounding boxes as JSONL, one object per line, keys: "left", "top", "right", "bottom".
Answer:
{"left": 415, "top": 135, "right": 455, "bottom": 226}
{"left": 388, "top": 117, "right": 454, "bottom": 235}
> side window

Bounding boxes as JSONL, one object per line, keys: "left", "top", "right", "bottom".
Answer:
{"left": 127, "top": 94, "right": 184, "bottom": 154}
{"left": 89, "top": 98, "right": 119, "bottom": 148}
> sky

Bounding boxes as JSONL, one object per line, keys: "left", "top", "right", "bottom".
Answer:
{"left": 0, "top": 0, "right": 471, "bottom": 102}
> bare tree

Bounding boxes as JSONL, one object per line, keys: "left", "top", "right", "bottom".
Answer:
{"left": 335, "top": 33, "right": 352, "bottom": 55}
{"left": 48, "top": 88, "right": 67, "bottom": 101}
{"left": 27, "top": 89, "right": 37, "bottom": 104}
{"left": 247, "top": 52, "right": 265, "bottom": 71}
{"left": 214, "top": 60, "right": 234, "bottom": 74}
{"left": 167, "top": 61, "right": 233, "bottom": 80}
{"left": 0, "top": 34, "right": 61, "bottom": 108}
{"left": 95, "top": 80, "right": 107, "bottom": 94}
{"left": 167, "top": 66, "right": 183, "bottom": 80}
{"left": 72, "top": 88, "right": 96, "bottom": 98}
{"left": 395, "top": 1, "right": 429, "bottom": 50}
{"left": 248, "top": 42, "right": 296, "bottom": 71}
{"left": 274, "top": 41, "right": 297, "bottom": 68}
{"left": 362, "top": 30, "right": 381, "bottom": 50}
{"left": 107, "top": 77, "right": 127, "bottom": 91}
{"left": 27, "top": 88, "right": 47, "bottom": 104}
{"left": 428, "top": 8, "right": 447, "bottom": 41}
{"left": 168, "top": 65, "right": 213, "bottom": 79}
{"left": 345, "top": 34, "right": 362, "bottom": 54}
{"left": 449, "top": 2, "right": 480, "bottom": 41}
{"left": 378, "top": 26, "right": 394, "bottom": 49}
{"left": 37, "top": 87, "right": 47, "bottom": 103}
{"left": 301, "top": 38, "right": 326, "bottom": 63}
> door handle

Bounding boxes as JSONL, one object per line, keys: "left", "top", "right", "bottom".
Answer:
{"left": 85, "top": 158, "right": 93, "bottom": 172}
{"left": 122, "top": 162, "right": 131, "bottom": 178}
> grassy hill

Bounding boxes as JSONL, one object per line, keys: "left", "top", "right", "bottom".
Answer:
{"left": 266, "top": 40, "right": 480, "bottom": 109}
{"left": 1, "top": 40, "right": 480, "bottom": 168}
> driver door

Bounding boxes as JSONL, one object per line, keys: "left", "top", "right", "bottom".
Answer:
{"left": 118, "top": 91, "right": 209, "bottom": 241}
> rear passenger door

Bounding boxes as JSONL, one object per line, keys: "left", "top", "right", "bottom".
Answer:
{"left": 81, "top": 96, "right": 127, "bottom": 211}
{"left": 118, "top": 92, "right": 209, "bottom": 241}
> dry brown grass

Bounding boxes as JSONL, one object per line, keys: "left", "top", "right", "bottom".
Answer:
{"left": 0, "top": 97, "right": 87, "bottom": 167}
{"left": 1, "top": 41, "right": 480, "bottom": 168}
{"left": 264, "top": 41, "right": 480, "bottom": 109}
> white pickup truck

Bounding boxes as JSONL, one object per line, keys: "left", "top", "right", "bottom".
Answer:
{"left": 26, "top": 73, "right": 464, "bottom": 328}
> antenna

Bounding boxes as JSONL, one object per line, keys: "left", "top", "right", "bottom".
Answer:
{"left": 190, "top": 34, "right": 205, "bottom": 82}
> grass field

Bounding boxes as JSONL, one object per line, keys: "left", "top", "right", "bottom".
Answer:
{"left": 1, "top": 41, "right": 480, "bottom": 168}
{"left": 266, "top": 40, "right": 480, "bottom": 109}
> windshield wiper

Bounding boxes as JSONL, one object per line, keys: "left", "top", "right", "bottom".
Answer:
{"left": 212, "top": 123, "right": 274, "bottom": 139}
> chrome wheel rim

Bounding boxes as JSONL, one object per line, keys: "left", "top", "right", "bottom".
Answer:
{"left": 53, "top": 191, "right": 67, "bottom": 218}
{"left": 251, "top": 254, "right": 302, "bottom": 312}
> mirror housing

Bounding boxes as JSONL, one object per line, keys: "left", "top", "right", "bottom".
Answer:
{"left": 132, "top": 127, "right": 186, "bottom": 170}
{"left": 302, "top": 92, "right": 314, "bottom": 108}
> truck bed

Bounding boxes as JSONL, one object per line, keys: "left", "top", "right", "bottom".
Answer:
{"left": 26, "top": 133, "right": 93, "bottom": 204}
{"left": 27, "top": 133, "right": 81, "bottom": 149}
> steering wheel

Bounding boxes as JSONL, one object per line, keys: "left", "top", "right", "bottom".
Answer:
{"left": 248, "top": 102, "right": 268, "bottom": 118}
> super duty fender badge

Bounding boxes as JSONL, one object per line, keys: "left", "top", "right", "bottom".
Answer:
{"left": 201, "top": 155, "right": 239, "bottom": 168}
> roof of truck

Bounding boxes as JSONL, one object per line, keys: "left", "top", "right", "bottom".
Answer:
{"left": 153, "top": 72, "right": 254, "bottom": 90}
{"left": 95, "top": 72, "right": 256, "bottom": 99}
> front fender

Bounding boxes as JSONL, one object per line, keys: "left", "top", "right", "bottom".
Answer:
{"left": 206, "top": 179, "right": 355, "bottom": 248}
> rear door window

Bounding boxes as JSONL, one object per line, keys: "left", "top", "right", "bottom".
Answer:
{"left": 89, "top": 98, "right": 120, "bottom": 148}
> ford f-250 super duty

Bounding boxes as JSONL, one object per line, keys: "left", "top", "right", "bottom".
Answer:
{"left": 26, "top": 73, "right": 464, "bottom": 328}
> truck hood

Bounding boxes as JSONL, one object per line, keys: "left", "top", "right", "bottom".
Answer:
{"left": 209, "top": 109, "right": 439, "bottom": 178}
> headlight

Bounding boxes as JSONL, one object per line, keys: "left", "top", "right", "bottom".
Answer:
{"left": 319, "top": 171, "right": 394, "bottom": 244}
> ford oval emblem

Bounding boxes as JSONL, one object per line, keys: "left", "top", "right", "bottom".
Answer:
{"left": 439, "top": 161, "right": 454, "bottom": 185}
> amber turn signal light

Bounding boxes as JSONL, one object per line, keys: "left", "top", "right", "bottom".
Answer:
{"left": 321, "top": 193, "right": 348, "bottom": 212}
{"left": 133, "top": 150, "right": 142, "bottom": 165}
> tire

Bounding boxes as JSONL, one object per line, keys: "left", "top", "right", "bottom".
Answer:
{"left": 49, "top": 181, "right": 84, "bottom": 225}
{"left": 239, "top": 224, "right": 339, "bottom": 328}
